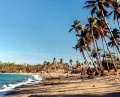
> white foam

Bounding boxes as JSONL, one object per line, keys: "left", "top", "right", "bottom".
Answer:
{"left": 0, "top": 75, "right": 42, "bottom": 94}
{"left": 32, "top": 75, "right": 42, "bottom": 81}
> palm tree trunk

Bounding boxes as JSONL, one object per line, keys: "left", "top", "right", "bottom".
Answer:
{"left": 91, "top": 27, "right": 103, "bottom": 70}
{"left": 101, "top": 37, "right": 105, "bottom": 61}
{"left": 107, "top": 61, "right": 110, "bottom": 72}
{"left": 81, "top": 51, "right": 89, "bottom": 66}
{"left": 81, "top": 50, "right": 90, "bottom": 76}
{"left": 86, "top": 49, "right": 98, "bottom": 72}
{"left": 115, "top": 46, "right": 119, "bottom": 59}
{"left": 101, "top": 36, "right": 110, "bottom": 72}
{"left": 113, "top": 46, "right": 116, "bottom": 58}
{"left": 117, "top": 18, "right": 120, "bottom": 29}
{"left": 95, "top": 39, "right": 103, "bottom": 67}
{"left": 86, "top": 50, "right": 94, "bottom": 64}
{"left": 103, "top": 36, "right": 117, "bottom": 71}
{"left": 76, "top": 49, "right": 80, "bottom": 63}
{"left": 101, "top": 11, "right": 120, "bottom": 53}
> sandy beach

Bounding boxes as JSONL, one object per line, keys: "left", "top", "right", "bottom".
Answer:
{"left": 4, "top": 71, "right": 120, "bottom": 97}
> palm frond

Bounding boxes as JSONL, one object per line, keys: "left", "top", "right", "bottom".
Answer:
{"left": 113, "top": 28, "right": 119, "bottom": 33}
{"left": 113, "top": 13, "right": 117, "bottom": 21}
{"left": 74, "top": 20, "right": 80, "bottom": 25}
{"left": 76, "top": 34, "right": 81, "bottom": 37}
{"left": 108, "top": 42, "right": 112, "bottom": 47}
{"left": 69, "top": 28, "right": 73, "bottom": 32}
{"left": 85, "top": 1, "right": 96, "bottom": 4}
{"left": 83, "top": 3, "right": 96, "bottom": 9}
{"left": 117, "top": 18, "right": 120, "bottom": 28}
{"left": 91, "top": 6, "right": 97, "bottom": 16}
{"left": 103, "top": 2, "right": 110, "bottom": 8}
{"left": 102, "top": 7, "right": 108, "bottom": 17}
{"left": 97, "top": 48, "right": 103, "bottom": 51}
{"left": 107, "top": 11, "right": 113, "bottom": 18}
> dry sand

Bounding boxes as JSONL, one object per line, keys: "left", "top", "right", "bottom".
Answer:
{"left": 5, "top": 72, "right": 120, "bottom": 97}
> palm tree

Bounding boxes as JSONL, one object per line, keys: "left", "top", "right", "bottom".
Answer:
{"left": 60, "top": 58, "right": 63, "bottom": 66}
{"left": 70, "top": 19, "right": 101, "bottom": 73}
{"left": 69, "top": 20, "right": 81, "bottom": 41}
{"left": 83, "top": 0, "right": 120, "bottom": 53}
{"left": 108, "top": 0, "right": 120, "bottom": 28}
{"left": 70, "top": 20, "right": 92, "bottom": 66}
{"left": 69, "top": 59, "right": 73, "bottom": 66}
{"left": 108, "top": 28, "right": 120, "bottom": 59}
{"left": 83, "top": 0, "right": 109, "bottom": 16}
{"left": 69, "top": 20, "right": 80, "bottom": 35}
{"left": 53, "top": 57, "right": 56, "bottom": 70}
{"left": 96, "top": 10, "right": 119, "bottom": 69}
{"left": 69, "top": 0, "right": 120, "bottom": 74}
{"left": 76, "top": 60, "right": 80, "bottom": 66}
{"left": 85, "top": 16, "right": 103, "bottom": 70}
{"left": 78, "top": 38, "right": 88, "bottom": 62}
{"left": 101, "top": 50, "right": 117, "bottom": 71}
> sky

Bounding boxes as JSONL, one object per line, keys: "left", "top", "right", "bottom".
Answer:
{"left": 0, "top": 0, "right": 119, "bottom": 64}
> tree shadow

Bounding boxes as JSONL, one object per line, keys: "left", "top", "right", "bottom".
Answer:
{"left": 29, "top": 92, "right": 120, "bottom": 97}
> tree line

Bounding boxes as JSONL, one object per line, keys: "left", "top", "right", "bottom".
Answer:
{"left": 0, "top": 58, "right": 82, "bottom": 73}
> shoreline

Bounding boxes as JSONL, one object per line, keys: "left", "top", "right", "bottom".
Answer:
{"left": 0, "top": 73, "right": 34, "bottom": 75}
{"left": 4, "top": 72, "right": 120, "bottom": 97}
{"left": 0, "top": 73, "right": 42, "bottom": 97}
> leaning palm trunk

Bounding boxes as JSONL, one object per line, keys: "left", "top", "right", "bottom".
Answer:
{"left": 107, "top": 61, "right": 110, "bottom": 72}
{"left": 91, "top": 27, "right": 103, "bottom": 70}
{"left": 103, "top": 35, "right": 117, "bottom": 71}
{"left": 81, "top": 50, "right": 91, "bottom": 76}
{"left": 101, "top": 11, "right": 120, "bottom": 53}
{"left": 86, "top": 50, "right": 94, "bottom": 65}
{"left": 114, "top": 46, "right": 119, "bottom": 59}
{"left": 101, "top": 36, "right": 110, "bottom": 72}
{"left": 101, "top": 37, "right": 106, "bottom": 61}
{"left": 76, "top": 49, "right": 80, "bottom": 63}
{"left": 81, "top": 50, "right": 89, "bottom": 66}
{"left": 95, "top": 39, "right": 103, "bottom": 68}
{"left": 86, "top": 49, "right": 98, "bottom": 72}
{"left": 74, "top": 30, "right": 81, "bottom": 63}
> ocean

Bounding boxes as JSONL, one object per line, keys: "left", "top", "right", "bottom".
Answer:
{"left": 0, "top": 73, "right": 42, "bottom": 97}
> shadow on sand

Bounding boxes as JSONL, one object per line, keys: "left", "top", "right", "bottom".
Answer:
{"left": 29, "top": 92, "right": 120, "bottom": 97}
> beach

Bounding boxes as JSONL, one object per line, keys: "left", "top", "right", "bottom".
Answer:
{"left": 4, "top": 71, "right": 120, "bottom": 97}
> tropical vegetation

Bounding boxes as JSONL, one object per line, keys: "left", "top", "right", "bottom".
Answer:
{"left": 69, "top": 0, "right": 120, "bottom": 76}
{"left": 0, "top": 58, "right": 82, "bottom": 73}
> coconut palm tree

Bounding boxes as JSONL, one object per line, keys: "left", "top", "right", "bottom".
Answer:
{"left": 101, "top": 51, "right": 110, "bottom": 71}
{"left": 101, "top": 50, "right": 117, "bottom": 71}
{"left": 77, "top": 36, "right": 95, "bottom": 68}
{"left": 85, "top": 16, "right": 103, "bottom": 70}
{"left": 95, "top": 10, "right": 119, "bottom": 67}
{"left": 83, "top": 0, "right": 120, "bottom": 53}
{"left": 70, "top": 19, "right": 102, "bottom": 73}
{"left": 69, "top": 59, "right": 73, "bottom": 66}
{"left": 108, "top": 28, "right": 120, "bottom": 59}
{"left": 69, "top": 20, "right": 81, "bottom": 40}
{"left": 52, "top": 57, "right": 56, "bottom": 70}
{"left": 70, "top": 20, "right": 92, "bottom": 65}
{"left": 108, "top": 0, "right": 120, "bottom": 28}
{"left": 83, "top": 0, "right": 109, "bottom": 16}
{"left": 60, "top": 58, "right": 63, "bottom": 66}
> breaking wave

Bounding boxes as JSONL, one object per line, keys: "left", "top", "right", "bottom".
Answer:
{"left": 0, "top": 74, "right": 42, "bottom": 95}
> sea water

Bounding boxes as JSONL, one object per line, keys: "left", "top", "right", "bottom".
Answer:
{"left": 0, "top": 74, "right": 42, "bottom": 97}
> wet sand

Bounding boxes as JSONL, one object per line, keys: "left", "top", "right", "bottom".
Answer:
{"left": 5, "top": 72, "right": 120, "bottom": 97}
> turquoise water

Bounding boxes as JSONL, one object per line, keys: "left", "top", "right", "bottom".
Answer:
{"left": 0, "top": 74, "right": 30, "bottom": 86}
{"left": 0, "top": 74, "right": 42, "bottom": 97}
